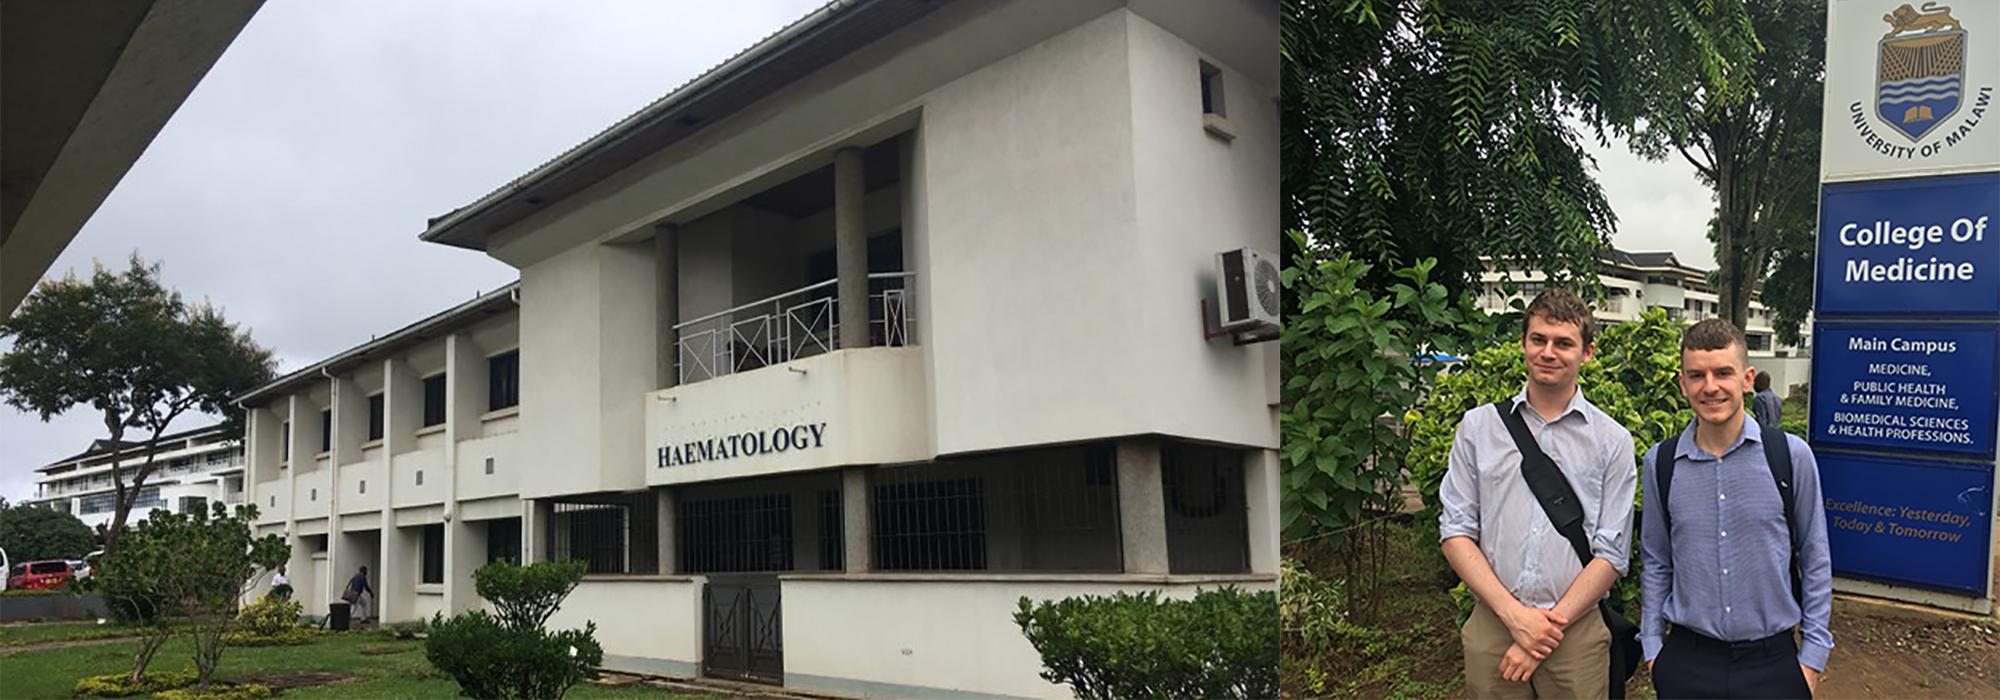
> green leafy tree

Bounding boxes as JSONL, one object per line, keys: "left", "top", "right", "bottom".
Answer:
{"left": 425, "top": 560, "right": 602, "bottom": 700}
{"left": 96, "top": 503, "right": 286, "bottom": 688}
{"left": 1628, "top": 0, "right": 1824, "bottom": 333}
{"left": 0, "top": 504, "right": 97, "bottom": 562}
{"left": 1282, "top": 0, "right": 1758, "bottom": 297}
{"left": 0, "top": 256, "right": 276, "bottom": 552}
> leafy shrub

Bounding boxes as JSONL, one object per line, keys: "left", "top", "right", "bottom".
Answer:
{"left": 424, "top": 560, "right": 601, "bottom": 699}
{"left": 1015, "top": 587, "right": 1277, "bottom": 700}
{"left": 0, "top": 587, "right": 60, "bottom": 597}
{"left": 234, "top": 597, "right": 302, "bottom": 637}
{"left": 152, "top": 683, "right": 273, "bottom": 700}
{"left": 221, "top": 629, "right": 315, "bottom": 647}
{"left": 380, "top": 620, "right": 427, "bottom": 640}
{"left": 73, "top": 670, "right": 196, "bottom": 697}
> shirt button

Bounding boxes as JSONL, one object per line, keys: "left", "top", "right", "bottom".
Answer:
{"left": 1723, "top": 569, "right": 1730, "bottom": 575}
{"left": 1726, "top": 606, "right": 1733, "bottom": 613}
{"left": 1719, "top": 493, "right": 1726, "bottom": 500}
{"left": 1721, "top": 531, "right": 1728, "bottom": 537}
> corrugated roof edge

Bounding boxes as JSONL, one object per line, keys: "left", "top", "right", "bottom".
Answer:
{"left": 36, "top": 422, "right": 234, "bottom": 471}
{"left": 235, "top": 281, "right": 522, "bottom": 408}
{"left": 418, "top": 0, "right": 865, "bottom": 249}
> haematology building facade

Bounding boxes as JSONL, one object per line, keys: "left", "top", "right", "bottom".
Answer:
{"left": 241, "top": 1, "right": 1278, "bottom": 696}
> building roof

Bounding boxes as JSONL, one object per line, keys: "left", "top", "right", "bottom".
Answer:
{"left": 38, "top": 422, "right": 232, "bottom": 473}
{"left": 234, "top": 282, "right": 521, "bottom": 408}
{"left": 418, "top": 0, "right": 948, "bottom": 251}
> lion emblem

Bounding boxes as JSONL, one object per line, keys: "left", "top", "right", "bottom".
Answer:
{"left": 1884, "top": 2, "right": 1962, "bottom": 38}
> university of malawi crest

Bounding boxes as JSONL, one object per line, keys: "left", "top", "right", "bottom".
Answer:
{"left": 1876, "top": 2, "right": 1967, "bottom": 141}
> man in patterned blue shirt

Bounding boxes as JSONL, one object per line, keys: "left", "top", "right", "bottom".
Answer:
{"left": 1641, "top": 319, "right": 1833, "bottom": 698}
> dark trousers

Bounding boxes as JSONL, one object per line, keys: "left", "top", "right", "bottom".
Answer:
{"left": 1652, "top": 627, "right": 1811, "bottom": 699}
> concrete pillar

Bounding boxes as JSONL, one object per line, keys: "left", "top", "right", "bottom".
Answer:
{"left": 443, "top": 333, "right": 482, "bottom": 612}
{"left": 1243, "top": 449, "right": 1280, "bottom": 575}
{"left": 656, "top": 487, "right": 678, "bottom": 574}
{"left": 444, "top": 517, "right": 484, "bottom": 613}
{"left": 525, "top": 499, "right": 551, "bottom": 564}
{"left": 842, "top": 467, "right": 871, "bottom": 572}
{"left": 834, "top": 147, "right": 869, "bottom": 350}
{"left": 655, "top": 223, "right": 680, "bottom": 389}
{"left": 380, "top": 525, "right": 413, "bottom": 623}
{"left": 1117, "top": 440, "right": 1170, "bottom": 575}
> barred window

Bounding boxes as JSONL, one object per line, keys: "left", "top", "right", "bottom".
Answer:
{"left": 872, "top": 444, "right": 1120, "bottom": 572}
{"left": 548, "top": 492, "right": 658, "bottom": 575}
{"left": 679, "top": 494, "right": 793, "bottom": 573}
{"left": 1163, "top": 442, "right": 1250, "bottom": 574}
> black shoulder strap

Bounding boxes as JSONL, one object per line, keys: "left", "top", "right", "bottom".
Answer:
{"left": 1654, "top": 438, "right": 1676, "bottom": 535}
{"left": 1491, "top": 401, "right": 1592, "bottom": 566}
{"left": 1762, "top": 426, "right": 1802, "bottom": 608}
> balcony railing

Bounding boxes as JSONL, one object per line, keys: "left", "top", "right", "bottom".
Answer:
{"left": 674, "top": 272, "right": 915, "bottom": 384}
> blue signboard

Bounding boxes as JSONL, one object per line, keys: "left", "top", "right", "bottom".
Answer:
{"left": 1808, "top": 323, "right": 2000, "bottom": 458}
{"left": 1815, "top": 173, "right": 2000, "bottom": 318}
{"left": 1818, "top": 452, "right": 1994, "bottom": 596}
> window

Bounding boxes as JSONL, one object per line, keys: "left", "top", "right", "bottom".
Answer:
{"left": 367, "top": 394, "right": 384, "bottom": 441}
{"left": 1198, "top": 60, "right": 1225, "bottom": 117}
{"left": 420, "top": 524, "right": 445, "bottom": 584}
{"left": 488, "top": 350, "right": 520, "bottom": 411}
{"left": 423, "top": 374, "right": 447, "bottom": 427}
{"left": 549, "top": 492, "right": 658, "bottom": 574}
{"left": 680, "top": 494, "right": 794, "bottom": 573}
{"left": 486, "top": 518, "right": 522, "bottom": 565}
{"left": 1163, "top": 442, "right": 1250, "bottom": 574}
{"left": 319, "top": 409, "right": 332, "bottom": 453}
{"left": 871, "top": 444, "right": 1120, "bottom": 572}
{"left": 281, "top": 421, "right": 291, "bottom": 461}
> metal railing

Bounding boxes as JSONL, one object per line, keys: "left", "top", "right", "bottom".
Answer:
{"left": 674, "top": 272, "right": 915, "bottom": 384}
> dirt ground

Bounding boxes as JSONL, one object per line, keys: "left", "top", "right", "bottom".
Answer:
{"left": 1814, "top": 596, "right": 2000, "bottom": 698}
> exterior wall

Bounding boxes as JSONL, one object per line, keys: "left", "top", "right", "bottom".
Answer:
{"left": 518, "top": 242, "right": 658, "bottom": 499}
{"left": 546, "top": 579, "right": 705, "bottom": 677}
{"left": 781, "top": 576, "right": 1276, "bottom": 699}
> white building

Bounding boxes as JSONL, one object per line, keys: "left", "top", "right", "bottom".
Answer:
{"left": 25, "top": 423, "right": 248, "bottom": 531}
{"left": 1479, "top": 248, "right": 1814, "bottom": 392}
{"left": 241, "top": 1, "right": 1279, "bottom": 697}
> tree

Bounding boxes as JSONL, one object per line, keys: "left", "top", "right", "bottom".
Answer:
{"left": 97, "top": 503, "right": 287, "bottom": 688}
{"left": 0, "top": 504, "right": 97, "bottom": 562}
{"left": 1627, "top": 0, "right": 1824, "bottom": 331}
{"left": 1282, "top": 0, "right": 1759, "bottom": 297}
{"left": 0, "top": 255, "right": 276, "bottom": 553}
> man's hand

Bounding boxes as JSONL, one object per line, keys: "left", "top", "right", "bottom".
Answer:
{"left": 1801, "top": 664, "right": 1820, "bottom": 695}
{"left": 1499, "top": 643, "right": 1542, "bottom": 683}
{"left": 1500, "top": 604, "right": 1568, "bottom": 659}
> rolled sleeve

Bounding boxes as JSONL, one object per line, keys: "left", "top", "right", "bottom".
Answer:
{"left": 1638, "top": 442, "right": 1674, "bottom": 662}
{"left": 1437, "top": 415, "right": 1483, "bottom": 543}
{"left": 1790, "top": 437, "right": 1836, "bottom": 671}
{"left": 1592, "top": 431, "right": 1638, "bottom": 574}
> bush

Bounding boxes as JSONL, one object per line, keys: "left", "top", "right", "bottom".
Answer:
{"left": 0, "top": 587, "right": 60, "bottom": 597}
{"left": 152, "top": 683, "right": 273, "bottom": 700}
{"left": 73, "top": 670, "right": 196, "bottom": 697}
{"left": 234, "top": 597, "right": 302, "bottom": 637}
{"left": 221, "top": 629, "right": 315, "bottom": 647}
{"left": 381, "top": 621, "right": 427, "bottom": 640}
{"left": 1015, "top": 587, "right": 1277, "bottom": 700}
{"left": 424, "top": 560, "right": 601, "bottom": 699}
{"left": 0, "top": 503, "right": 98, "bottom": 562}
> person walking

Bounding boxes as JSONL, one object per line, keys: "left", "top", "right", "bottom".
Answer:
{"left": 268, "top": 565, "right": 292, "bottom": 600}
{"left": 1752, "top": 371, "right": 1782, "bottom": 428}
{"left": 1641, "top": 319, "right": 1833, "bottom": 698}
{"left": 1439, "top": 289, "right": 1640, "bottom": 698}
{"left": 342, "top": 565, "right": 375, "bottom": 623}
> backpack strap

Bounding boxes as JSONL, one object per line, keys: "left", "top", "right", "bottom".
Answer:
{"left": 1761, "top": 425, "right": 1802, "bottom": 609}
{"left": 1653, "top": 437, "right": 1676, "bottom": 536}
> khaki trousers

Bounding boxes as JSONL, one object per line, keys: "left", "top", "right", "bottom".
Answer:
{"left": 1462, "top": 600, "right": 1610, "bottom": 699}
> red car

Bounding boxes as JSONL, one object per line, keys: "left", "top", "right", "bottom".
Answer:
{"left": 6, "top": 560, "right": 75, "bottom": 590}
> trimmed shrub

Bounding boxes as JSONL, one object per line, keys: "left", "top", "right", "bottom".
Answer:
{"left": 424, "top": 560, "right": 601, "bottom": 699}
{"left": 1015, "top": 587, "right": 1277, "bottom": 700}
{"left": 73, "top": 670, "right": 196, "bottom": 697}
{"left": 221, "top": 629, "right": 315, "bottom": 647}
{"left": 234, "top": 597, "right": 302, "bottom": 637}
{"left": 0, "top": 587, "right": 60, "bottom": 597}
{"left": 152, "top": 683, "right": 273, "bottom": 700}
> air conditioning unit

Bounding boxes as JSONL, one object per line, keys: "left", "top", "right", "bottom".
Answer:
{"left": 1215, "top": 247, "right": 1281, "bottom": 336}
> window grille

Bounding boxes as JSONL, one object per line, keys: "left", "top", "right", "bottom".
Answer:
{"left": 548, "top": 492, "right": 658, "bottom": 574}
{"left": 818, "top": 490, "right": 843, "bottom": 571}
{"left": 872, "top": 444, "right": 1120, "bottom": 572}
{"left": 1163, "top": 442, "right": 1250, "bottom": 574}
{"left": 679, "top": 494, "right": 793, "bottom": 573}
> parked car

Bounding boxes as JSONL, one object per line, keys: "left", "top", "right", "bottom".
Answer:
{"left": 7, "top": 560, "right": 76, "bottom": 590}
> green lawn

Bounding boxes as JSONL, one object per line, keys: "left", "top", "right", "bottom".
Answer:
{"left": 0, "top": 631, "right": 714, "bottom": 699}
{"left": 0, "top": 621, "right": 145, "bottom": 647}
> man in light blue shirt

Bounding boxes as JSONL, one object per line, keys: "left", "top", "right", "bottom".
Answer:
{"left": 1439, "top": 290, "right": 1638, "bottom": 698}
{"left": 1641, "top": 319, "right": 1832, "bottom": 698}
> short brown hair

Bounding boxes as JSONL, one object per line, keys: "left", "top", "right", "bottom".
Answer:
{"left": 1755, "top": 372, "right": 1772, "bottom": 391}
{"left": 1682, "top": 318, "right": 1748, "bottom": 364}
{"left": 1523, "top": 289, "right": 1598, "bottom": 347}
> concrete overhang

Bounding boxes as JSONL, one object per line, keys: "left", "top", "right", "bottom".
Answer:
{"left": 1, "top": 0, "right": 264, "bottom": 314}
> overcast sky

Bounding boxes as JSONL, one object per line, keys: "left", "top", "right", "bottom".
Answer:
{"left": 0, "top": 1, "right": 1720, "bottom": 504}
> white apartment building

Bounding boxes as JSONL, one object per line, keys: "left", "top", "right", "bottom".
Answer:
{"left": 26, "top": 423, "right": 248, "bottom": 531}
{"left": 1479, "top": 248, "right": 1814, "bottom": 391}
{"left": 241, "top": 1, "right": 1279, "bottom": 697}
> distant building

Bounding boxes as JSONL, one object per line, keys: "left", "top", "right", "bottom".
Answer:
{"left": 1477, "top": 248, "right": 1813, "bottom": 392}
{"left": 24, "top": 423, "right": 248, "bottom": 531}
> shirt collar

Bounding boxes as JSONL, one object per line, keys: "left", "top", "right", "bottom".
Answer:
{"left": 1511, "top": 385, "right": 1592, "bottom": 424}
{"left": 1674, "top": 411, "right": 1764, "bottom": 461}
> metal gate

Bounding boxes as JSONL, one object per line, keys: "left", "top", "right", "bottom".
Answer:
{"left": 702, "top": 575, "right": 782, "bottom": 684}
